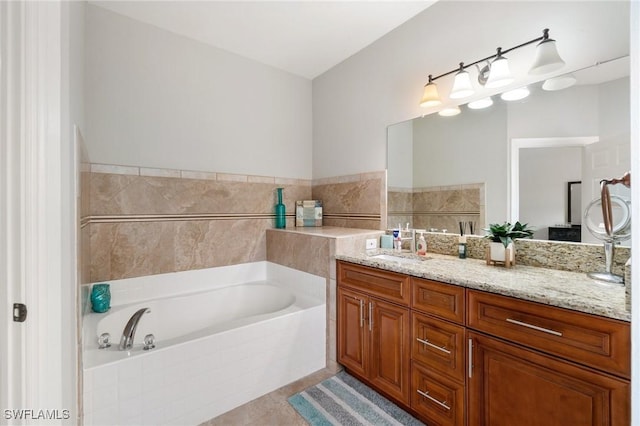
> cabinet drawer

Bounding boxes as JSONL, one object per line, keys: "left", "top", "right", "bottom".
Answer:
{"left": 411, "top": 361, "right": 464, "bottom": 426}
{"left": 412, "top": 312, "right": 465, "bottom": 383}
{"left": 467, "top": 290, "right": 630, "bottom": 378}
{"left": 337, "top": 261, "right": 410, "bottom": 306}
{"left": 412, "top": 277, "right": 465, "bottom": 324}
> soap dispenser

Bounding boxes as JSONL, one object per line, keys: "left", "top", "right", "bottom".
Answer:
{"left": 416, "top": 232, "right": 427, "bottom": 256}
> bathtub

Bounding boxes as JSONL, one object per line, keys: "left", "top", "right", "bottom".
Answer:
{"left": 83, "top": 262, "right": 326, "bottom": 426}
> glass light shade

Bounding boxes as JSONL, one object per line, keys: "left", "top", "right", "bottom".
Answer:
{"left": 420, "top": 82, "right": 442, "bottom": 108}
{"left": 500, "top": 87, "right": 530, "bottom": 101}
{"left": 449, "top": 70, "right": 474, "bottom": 99}
{"left": 438, "top": 106, "right": 461, "bottom": 117}
{"left": 467, "top": 97, "right": 493, "bottom": 109}
{"left": 542, "top": 73, "right": 577, "bottom": 91}
{"left": 529, "top": 39, "right": 565, "bottom": 75}
{"left": 485, "top": 57, "right": 513, "bottom": 88}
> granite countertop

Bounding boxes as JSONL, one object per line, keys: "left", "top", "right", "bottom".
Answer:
{"left": 336, "top": 249, "right": 630, "bottom": 322}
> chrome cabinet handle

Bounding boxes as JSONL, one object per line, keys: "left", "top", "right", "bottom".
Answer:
{"left": 506, "top": 318, "right": 563, "bottom": 337}
{"left": 368, "top": 302, "right": 373, "bottom": 332}
{"left": 417, "top": 389, "right": 450, "bottom": 411}
{"left": 416, "top": 337, "right": 451, "bottom": 354}
{"left": 468, "top": 338, "right": 473, "bottom": 378}
{"left": 359, "top": 299, "right": 364, "bottom": 328}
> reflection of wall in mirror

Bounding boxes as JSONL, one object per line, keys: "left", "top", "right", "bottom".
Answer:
{"left": 387, "top": 76, "right": 630, "bottom": 242}
{"left": 519, "top": 147, "right": 581, "bottom": 240}
{"left": 581, "top": 78, "right": 631, "bottom": 245}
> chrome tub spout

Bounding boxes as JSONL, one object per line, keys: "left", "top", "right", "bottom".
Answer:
{"left": 119, "top": 307, "right": 150, "bottom": 350}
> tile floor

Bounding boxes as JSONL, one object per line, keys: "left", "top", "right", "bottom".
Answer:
{"left": 199, "top": 367, "right": 337, "bottom": 426}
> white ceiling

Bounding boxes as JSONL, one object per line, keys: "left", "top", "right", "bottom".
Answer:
{"left": 90, "top": 1, "right": 437, "bottom": 79}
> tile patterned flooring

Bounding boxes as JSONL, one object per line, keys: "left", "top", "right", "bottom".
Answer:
{"left": 200, "top": 368, "right": 336, "bottom": 426}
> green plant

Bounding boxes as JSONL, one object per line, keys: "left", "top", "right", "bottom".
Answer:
{"left": 484, "top": 221, "right": 534, "bottom": 248}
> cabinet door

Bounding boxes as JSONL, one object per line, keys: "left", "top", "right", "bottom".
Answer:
{"left": 337, "top": 287, "right": 368, "bottom": 378}
{"left": 468, "top": 331, "right": 630, "bottom": 426}
{"left": 369, "top": 298, "right": 411, "bottom": 404}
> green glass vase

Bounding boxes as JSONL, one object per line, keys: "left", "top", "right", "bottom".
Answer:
{"left": 275, "top": 187, "right": 286, "bottom": 229}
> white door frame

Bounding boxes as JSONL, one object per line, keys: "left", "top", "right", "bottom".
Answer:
{"left": 1, "top": 1, "right": 78, "bottom": 424}
{"left": 630, "top": 2, "right": 640, "bottom": 424}
{"left": 509, "top": 136, "right": 599, "bottom": 223}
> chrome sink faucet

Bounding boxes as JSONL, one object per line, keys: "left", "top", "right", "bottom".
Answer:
{"left": 119, "top": 307, "right": 150, "bottom": 350}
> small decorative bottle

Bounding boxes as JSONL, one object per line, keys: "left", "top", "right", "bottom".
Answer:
{"left": 90, "top": 283, "right": 111, "bottom": 313}
{"left": 275, "top": 187, "right": 286, "bottom": 229}
{"left": 458, "top": 235, "right": 467, "bottom": 259}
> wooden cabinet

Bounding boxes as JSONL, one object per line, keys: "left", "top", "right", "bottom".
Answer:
{"left": 337, "top": 262, "right": 410, "bottom": 404}
{"left": 337, "top": 287, "right": 368, "bottom": 377}
{"left": 337, "top": 261, "right": 630, "bottom": 426}
{"left": 467, "top": 290, "right": 630, "bottom": 379}
{"left": 468, "top": 330, "right": 630, "bottom": 426}
{"left": 468, "top": 289, "right": 630, "bottom": 426}
{"left": 412, "top": 360, "right": 465, "bottom": 426}
{"left": 411, "top": 277, "right": 466, "bottom": 426}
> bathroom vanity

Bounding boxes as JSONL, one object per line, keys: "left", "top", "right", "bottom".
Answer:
{"left": 336, "top": 253, "right": 630, "bottom": 425}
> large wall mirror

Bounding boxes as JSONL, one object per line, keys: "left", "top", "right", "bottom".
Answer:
{"left": 387, "top": 56, "right": 630, "bottom": 247}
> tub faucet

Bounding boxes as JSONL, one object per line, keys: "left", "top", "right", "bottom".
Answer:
{"left": 119, "top": 308, "right": 150, "bottom": 351}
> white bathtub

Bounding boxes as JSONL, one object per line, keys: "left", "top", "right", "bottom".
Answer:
{"left": 83, "top": 262, "right": 326, "bottom": 426}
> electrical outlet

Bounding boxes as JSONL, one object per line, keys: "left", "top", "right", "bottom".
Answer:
{"left": 365, "top": 238, "right": 377, "bottom": 250}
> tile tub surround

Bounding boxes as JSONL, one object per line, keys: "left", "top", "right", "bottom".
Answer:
{"left": 82, "top": 262, "right": 326, "bottom": 426}
{"left": 312, "top": 171, "right": 386, "bottom": 230}
{"left": 84, "top": 164, "right": 311, "bottom": 281}
{"left": 337, "top": 250, "right": 629, "bottom": 322}
{"left": 387, "top": 183, "right": 485, "bottom": 232}
{"left": 266, "top": 227, "right": 385, "bottom": 367}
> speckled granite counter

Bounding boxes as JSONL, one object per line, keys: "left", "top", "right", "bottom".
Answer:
{"left": 336, "top": 249, "right": 630, "bottom": 322}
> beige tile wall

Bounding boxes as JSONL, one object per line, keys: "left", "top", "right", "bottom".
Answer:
{"left": 388, "top": 183, "right": 485, "bottom": 232}
{"left": 84, "top": 164, "right": 311, "bottom": 282}
{"left": 312, "top": 171, "right": 386, "bottom": 230}
{"left": 82, "top": 166, "right": 389, "bottom": 283}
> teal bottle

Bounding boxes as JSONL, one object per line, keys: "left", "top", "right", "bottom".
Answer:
{"left": 275, "top": 187, "right": 286, "bottom": 228}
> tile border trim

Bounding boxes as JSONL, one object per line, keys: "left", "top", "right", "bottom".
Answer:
{"left": 87, "top": 163, "right": 312, "bottom": 186}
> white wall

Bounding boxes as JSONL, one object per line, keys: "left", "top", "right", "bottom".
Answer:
{"left": 85, "top": 4, "right": 312, "bottom": 179}
{"left": 412, "top": 104, "right": 508, "bottom": 224}
{"left": 312, "top": 1, "right": 629, "bottom": 179}
{"left": 386, "top": 119, "right": 413, "bottom": 189}
{"left": 507, "top": 85, "right": 599, "bottom": 139}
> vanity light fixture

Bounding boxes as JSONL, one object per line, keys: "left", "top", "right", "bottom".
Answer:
{"left": 485, "top": 48, "right": 514, "bottom": 88}
{"left": 501, "top": 86, "right": 530, "bottom": 101}
{"left": 419, "top": 75, "right": 442, "bottom": 108}
{"left": 529, "top": 29, "right": 566, "bottom": 74}
{"left": 419, "top": 28, "right": 565, "bottom": 107}
{"left": 438, "top": 106, "right": 461, "bottom": 116}
{"left": 467, "top": 97, "right": 493, "bottom": 109}
{"left": 449, "top": 63, "right": 475, "bottom": 99}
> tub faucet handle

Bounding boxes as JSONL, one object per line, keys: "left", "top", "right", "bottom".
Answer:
{"left": 143, "top": 334, "right": 156, "bottom": 351}
{"left": 98, "top": 333, "right": 111, "bottom": 349}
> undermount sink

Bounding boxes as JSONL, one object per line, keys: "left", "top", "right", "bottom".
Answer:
{"left": 370, "top": 254, "right": 428, "bottom": 265}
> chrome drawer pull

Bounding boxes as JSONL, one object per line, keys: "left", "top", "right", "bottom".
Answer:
{"left": 417, "top": 389, "right": 450, "bottom": 410}
{"left": 369, "top": 302, "right": 373, "bottom": 332}
{"left": 416, "top": 337, "right": 451, "bottom": 354}
{"left": 506, "top": 318, "right": 563, "bottom": 337}
{"left": 359, "top": 299, "right": 364, "bottom": 328}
